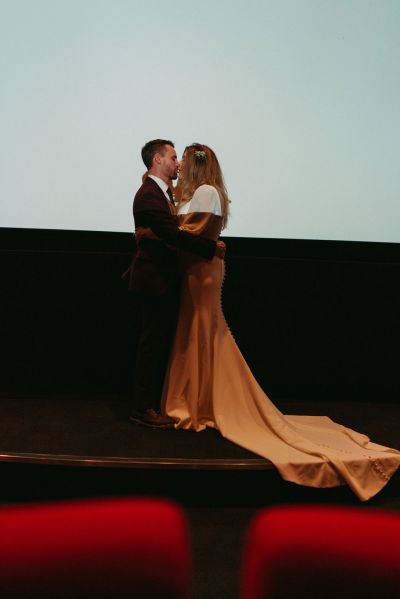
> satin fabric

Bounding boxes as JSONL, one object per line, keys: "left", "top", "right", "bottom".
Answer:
{"left": 162, "top": 211, "right": 400, "bottom": 501}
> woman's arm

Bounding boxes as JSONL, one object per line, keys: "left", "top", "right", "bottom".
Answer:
{"left": 178, "top": 185, "right": 223, "bottom": 236}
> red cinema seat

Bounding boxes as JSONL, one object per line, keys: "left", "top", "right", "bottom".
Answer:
{"left": 0, "top": 497, "right": 190, "bottom": 598}
{"left": 241, "top": 505, "right": 400, "bottom": 599}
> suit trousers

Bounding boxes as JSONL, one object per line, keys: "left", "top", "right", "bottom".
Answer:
{"left": 133, "top": 287, "right": 179, "bottom": 413}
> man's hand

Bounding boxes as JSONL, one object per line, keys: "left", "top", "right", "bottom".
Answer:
{"left": 215, "top": 240, "right": 226, "bottom": 259}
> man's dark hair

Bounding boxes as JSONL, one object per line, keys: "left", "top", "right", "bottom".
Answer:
{"left": 141, "top": 139, "right": 174, "bottom": 170}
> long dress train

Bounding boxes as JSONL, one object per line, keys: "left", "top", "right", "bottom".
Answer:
{"left": 162, "top": 185, "right": 400, "bottom": 501}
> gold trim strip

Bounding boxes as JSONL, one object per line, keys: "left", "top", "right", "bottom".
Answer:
{"left": 0, "top": 452, "right": 272, "bottom": 470}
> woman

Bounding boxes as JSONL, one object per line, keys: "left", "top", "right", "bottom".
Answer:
{"left": 156, "top": 143, "right": 400, "bottom": 501}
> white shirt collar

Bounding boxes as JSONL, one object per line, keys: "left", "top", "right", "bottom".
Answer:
{"left": 148, "top": 174, "right": 169, "bottom": 195}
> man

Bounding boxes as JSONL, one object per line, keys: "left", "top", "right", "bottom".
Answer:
{"left": 124, "top": 139, "right": 225, "bottom": 428}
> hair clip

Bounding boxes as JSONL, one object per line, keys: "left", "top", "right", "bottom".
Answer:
{"left": 194, "top": 150, "right": 206, "bottom": 160}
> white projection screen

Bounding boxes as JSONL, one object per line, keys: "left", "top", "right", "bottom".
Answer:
{"left": 1, "top": 0, "right": 399, "bottom": 242}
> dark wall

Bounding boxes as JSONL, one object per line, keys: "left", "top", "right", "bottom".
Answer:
{"left": 1, "top": 228, "right": 400, "bottom": 401}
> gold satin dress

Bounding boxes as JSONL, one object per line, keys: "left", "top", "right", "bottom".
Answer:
{"left": 159, "top": 185, "right": 400, "bottom": 501}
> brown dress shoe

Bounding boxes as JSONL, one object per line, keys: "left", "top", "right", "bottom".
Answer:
{"left": 129, "top": 409, "right": 175, "bottom": 429}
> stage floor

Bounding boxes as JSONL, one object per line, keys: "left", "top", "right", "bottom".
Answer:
{"left": 2, "top": 395, "right": 400, "bottom": 599}
{"left": 1, "top": 395, "right": 399, "bottom": 469}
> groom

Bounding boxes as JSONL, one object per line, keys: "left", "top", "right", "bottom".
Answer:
{"left": 124, "top": 139, "right": 225, "bottom": 428}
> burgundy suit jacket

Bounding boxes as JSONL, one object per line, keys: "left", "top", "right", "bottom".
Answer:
{"left": 123, "top": 177, "right": 216, "bottom": 295}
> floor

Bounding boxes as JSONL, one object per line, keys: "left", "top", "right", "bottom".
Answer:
{"left": 1, "top": 394, "right": 400, "bottom": 598}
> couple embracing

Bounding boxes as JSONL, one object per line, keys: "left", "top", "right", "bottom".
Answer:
{"left": 124, "top": 139, "right": 227, "bottom": 429}
{"left": 124, "top": 139, "right": 400, "bottom": 501}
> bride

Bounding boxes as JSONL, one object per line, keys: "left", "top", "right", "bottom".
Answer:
{"left": 149, "top": 143, "right": 400, "bottom": 501}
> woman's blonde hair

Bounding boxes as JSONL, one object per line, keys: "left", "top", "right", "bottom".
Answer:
{"left": 178, "top": 143, "right": 230, "bottom": 228}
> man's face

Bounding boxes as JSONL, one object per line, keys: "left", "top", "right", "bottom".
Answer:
{"left": 159, "top": 145, "right": 179, "bottom": 181}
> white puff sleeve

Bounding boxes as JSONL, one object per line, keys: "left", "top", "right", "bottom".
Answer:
{"left": 185, "top": 185, "right": 222, "bottom": 215}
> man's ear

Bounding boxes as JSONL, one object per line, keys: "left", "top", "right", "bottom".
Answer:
{"left": 154, "top": 152, "right": 162, "bottom": 165}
